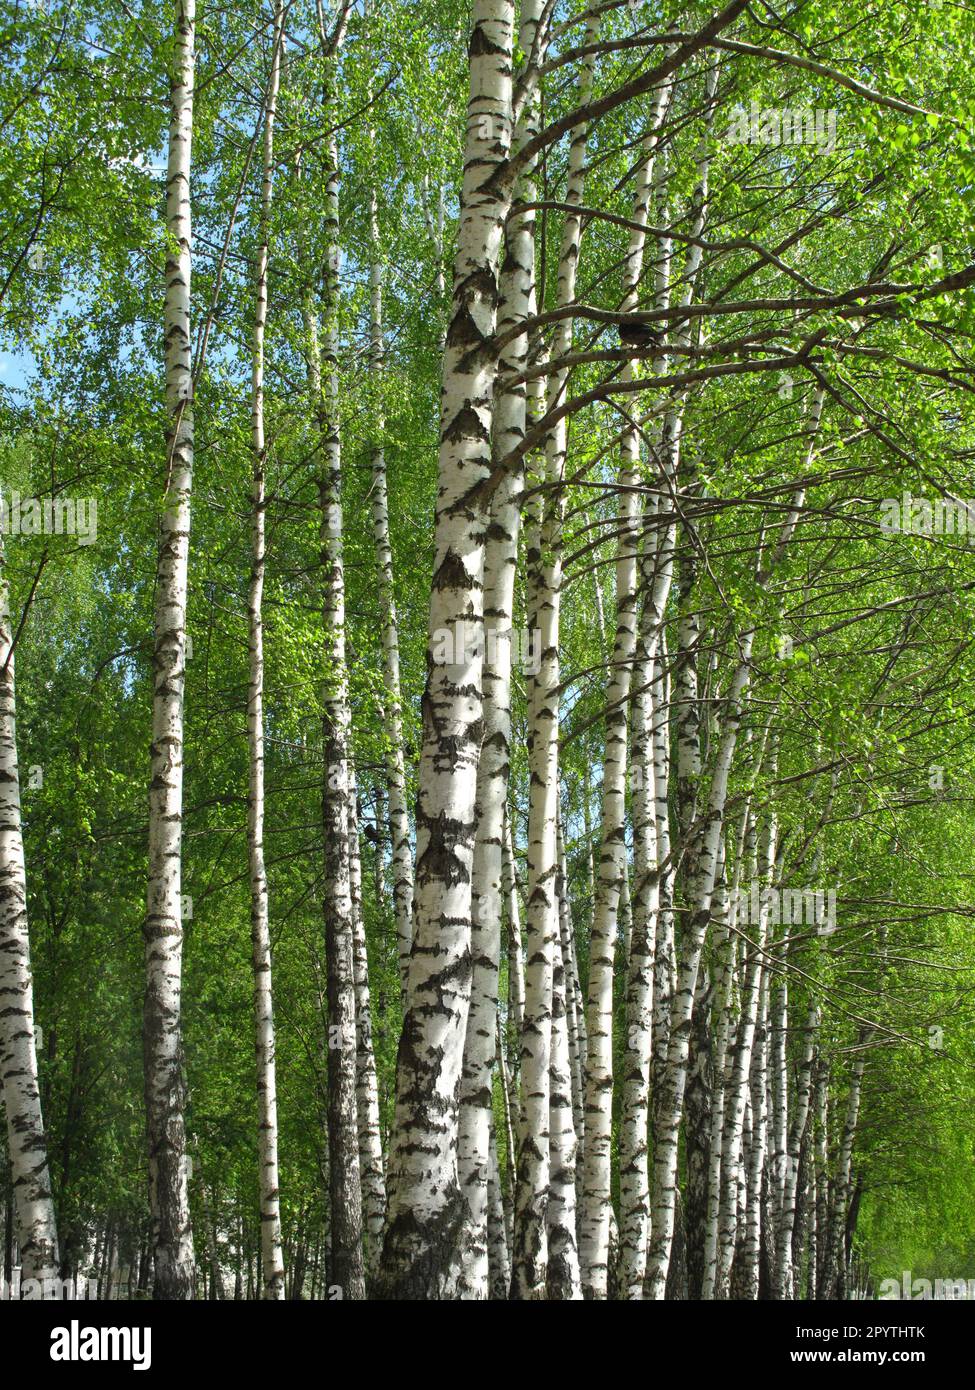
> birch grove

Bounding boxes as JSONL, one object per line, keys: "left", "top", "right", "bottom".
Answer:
{"left": 3, "top": 0, "right": 975, "bottom": 1309}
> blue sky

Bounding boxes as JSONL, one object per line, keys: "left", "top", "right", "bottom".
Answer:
{"left": 0, "top": 348, "right": 34, "bottom": 397}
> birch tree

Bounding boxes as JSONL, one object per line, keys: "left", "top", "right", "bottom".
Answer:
{"left": 578, "top": 38, "right": 676, "bottom": 1311}
{"left": 379, "top": 0, "right": 516, "bottom": 1300}
{"left": 312, "top": 58, "right": 366, "bottom": 1292}
{"left": 247, "top": 0, "right": 285, "bottom": 1301}
{"left": 143, "top": 0, "right": 197, "bottom": 1300}
{"left": 0, "top": 538, "right": 59, "bottom": 1288}
{"left": 366, "top": 111, "right": 415, "bottom": 1006}
{"left": 457, "top": 0, "right": 544, "bottom": 1297}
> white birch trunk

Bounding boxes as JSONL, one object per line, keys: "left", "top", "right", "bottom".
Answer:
{"left": 769, "top": 969, "right": 789, "bottom": 1240}
{"left": 822, "top": 1045, "right": 867, "bottom": 1299}
{"left": 556, "top": 824, "right": 584, "bottom": 1158}
{"left": 347, "top": 775, "right": 386, "bottom": 1285}
{"left": 618, "top": 491, "right": 678, "bottom": 1297}
{"left": 0, "top": 540, "right": 59, "bottom": 1288}
{"left": 458, "top": 4, "right": 547, "bottom": 1293}
{"left": 367, "top": 148, "right": 415, "bottom": 1006}
{"left": 739, "top": 969, "right": 770, "bottom": 1300}
{"left": 701, "top": 792, "right": 754, "bottom": 1301}
{"left": 143, "top": 0, "right": 196, "bottom": 1298}
{"left": 812, "top": 1057, "right": 829, "bottom": 1299}
{"left": 645, "top": 638, "right": 752, "bottom": 1299}
{"left": 618, "top": 646, "right": 657, "bottom": 1300}
{"left": 715, "top": 807, "right": 776, "bottom": 1298}
{"left": 308, "top": 68, "right": 364, "bottom": 1293}
{"left": 546, "top": 889, "right": 582, "bottom": 1299}
{"left": 457, "top": 0, "right": 544, "bottom": 1298}
{"left": 486, "top": 1123, "right": 509, "bottom": 1299}
{"left": 579, "top": 77, "right": 672, "bottom": 1299}
{"left": 651, "top": 630, "right": 675, "bottom": 1118}
{"left": 512, "top": 470, "right": 560, "bottom": 1300}
{"left": 507, "top": 3, "right": 620, "bottom": 1301}
{"left": 247, "top": 0, "right": 284, "bottom": 1300}
{"left": 774, "top": 1002, "right": 818, "bottom": 1298}
{"left": 380, "top": 0, "right": 516, "bottom": 1299}
{"left": 699, "top": 865, "right": 736, "bottom": 1299}
{"left": 616, "top": 164, "right": 678, "bottom": 1290}
{"left": 502, "top": 814, "right": 524, "bottom": 1061}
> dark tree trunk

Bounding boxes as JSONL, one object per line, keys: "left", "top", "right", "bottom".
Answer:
{"left": 684, "top": 972, "right": 713, "bottom": 1298}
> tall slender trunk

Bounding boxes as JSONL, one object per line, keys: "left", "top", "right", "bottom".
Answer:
{"left": 247, "top": 0, "right": 284, "bottom": 1301}
{"left": 486, "top": 1122, "right": 510, "bottom": 1299}
{"left": 651, "top": 630, "right": 675, "bottom": 1117}
{"left": 739, "top": 969, "right": 770, "bottom": 1300}
{"left": 699, "top": 862, "right": 736, "bottom": 1298}
{"left": 4, "top": 1158, "right": 15, "bottom": 1284}
{"left": 715, "top": 803, "right": 776, "bottom": 1298}
{"left": 0, "top": 540, "right": 59, "bottom": 1288}
{"left": 511, "top": 443, "right": 561, "bottom": 1301}
{"left": 546, "top": 883, "right": 581, "bottom": 1299}
{"left": 579, "top": 72, "right": 672, "bottom": 1302}
{"left": 203, "top": 1182, "right": 222, "bottom": 1300}
{"left": 347, "top": 770, "right": 386, "bottom": 1284}
{"left": 768, "top": 958, "right": 789, "bottom": 1252}
{"left": 496, "top": 1015, "right": 516, "bottom": 1185}
{"left": 618, "top": 642, "right": 658, "bottom": 1300}
{"left": 617, "top": 206, "right": 677, "bottom": 1288}
{"left": 645, "top": 635, "right": 752, "bottom": 1299}
{"left": 143, "top": 0, "right": 196, "bottom": 1299}
{"left": 367, "top": 138, "right": 414, "bottom": 1006}
{"left": 812, "top": 1056, "right": 829, "bottom": 1299}
{"left": 379, "top": 0, "right": 516, "bottom": 1300}
{"left": 457, "top": 0, "right": 543, "bottom": 1294}
{"left": 510, "top": 5, "right": 607, "bottom": 1290}
{"left": 774, "top": 1001, "right": 818, "bottom": 1298}
{"left": 822, "top": 1043, "right": 867, "bottom": 1300}
{"left": 556, "top": 824, "right": 584, "bottom": 1159}
{"left": 309, "top": 53, "right": 365, "bottom": 1294}
{"left": 684, "top": 963, "right": 713, "bottom": 1299}
{"left": 502, "top": 813, "right": 524, "bottom": 1063}
{"left": 804, "top": 1128, "right": 817, "bottom": 1299}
